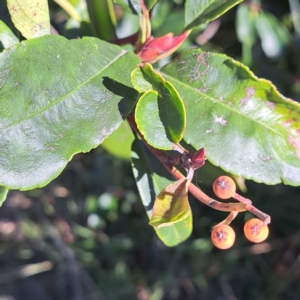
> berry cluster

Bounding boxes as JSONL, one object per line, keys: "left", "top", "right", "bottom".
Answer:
{"left": 211, "top": 176, "right": 269, "bottom": 250}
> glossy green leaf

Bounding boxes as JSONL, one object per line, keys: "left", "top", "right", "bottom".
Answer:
{"left": 132, "top": 63, "right": 186, "bottom": 150}
{"left": 255, "top": 11, "right": 290, "bottom": 58}
{"left": 131, "top": 139, "right": 191, "bottom": 246}
{"left": 135, "top": 90, "right": 174, "bottom": 149}
{"left": 185, "top": 0, "right": 242, "bottom": 30}
{"left": 102, "top": 121, "right": 135, "bottom": 160}
{"left": 0, "top": 20, "right": 19, "bottom": 49}
{"left": 0, "top": 186, "right": 8, "bottom": 207}
{"left": 0, "top": 35, "right": 140, "bottom": 190}
{"left": 161, "top": 49, "right": 300, "bottom": 185}
{"left": 7, "top": 0, "right": 50, "bottom": 39}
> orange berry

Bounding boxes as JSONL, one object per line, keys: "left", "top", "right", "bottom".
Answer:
{"left": 244, "top": 218, "right": 269, "bottom": 243}
{"left": 211, "top": 224, "right": 235, "bottom": 249}
{"left": 213, "top": 176, "right": 236, "bottom": 199}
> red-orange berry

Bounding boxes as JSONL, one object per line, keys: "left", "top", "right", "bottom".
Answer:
{"left": 211, "top": 224, "right": 236, "bottom": 250}
{"left": 244, "top": 218, "right": 269, "bottom": 243}
{"left": 213, "top": 176, "right": 236, "bottom": 199}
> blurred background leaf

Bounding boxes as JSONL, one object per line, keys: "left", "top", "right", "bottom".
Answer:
{"left": 255, "top": 10, "right": 291, "bottom": 58}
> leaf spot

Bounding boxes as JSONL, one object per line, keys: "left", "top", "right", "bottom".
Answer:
{"left": 240, "top": 86, "right": 255, "bottom": 105}
{"left": 11, "top": 5, "right": 17, "bottom": 12}
{"left": 266, "top": 101, "right": 276, "bottom": 110}
{"left": 283, "top": 120, "right": 291, "bottom": 128}
{"left": 30, "top": 25, "right": 37, "bottom": 34}
{"left": 258, "top": 154, "right": 271, "bottom": 162}
{"left": 288, "top": 133, "right": 300, "bottom": 159}
{"left": 102, "top": 128, "right": 109, "bottom": 136}
{"left": 195, "top": 87, "right": 211, "bottom": 93}
{"left": 189, "top": 52, "right": 210, "bottom": 83}
{"left": 212, "top": 112, "right": 227, "bottom": 126}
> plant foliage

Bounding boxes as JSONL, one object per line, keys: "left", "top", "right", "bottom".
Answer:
{"left": 0, "top": 0, "right": 299, "bottom": 247}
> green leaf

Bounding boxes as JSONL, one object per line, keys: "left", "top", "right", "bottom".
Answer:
{"left": 149, "top": 178, "right": 191, "bottom": 227}
{"left": 255, "top": 11, "right": 290, "bottom": 58}
{"left": 149, "top": 178, "right": 192, "bottom": 246}
{"left": 131, "top": 138, "right": 175, "bottom": 218}
{"left": 161, "top": 49, "right": 300, "bottom": 185}
{"left": 0, "top": 186, "right": 8, "bottom": 207}
{"left": 7, "top": 0, "right": 50, "bottom": 39}
{"left": 131, "top": 139, "right": 191, "bottom": 246}
{"left": 132, "top": 63, "right": 186, "bottom": 150}
{"left": 0, "top": 35, "right": 140, "bottom": 190}
{"left": 184, "top": 0, "right": 242, "bottom": 30}
{"left": 102, "top": 121, "right": 135, "bottom": 160}
{"left": 155, "top": 213, "right": 192, "bottom": 247}
{"left": 0, "top": 20, "right": 19, "bottom": 50}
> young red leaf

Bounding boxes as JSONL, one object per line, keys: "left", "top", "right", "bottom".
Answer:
{"left": 137, "top": 31, "right": 190, "bottom": 64}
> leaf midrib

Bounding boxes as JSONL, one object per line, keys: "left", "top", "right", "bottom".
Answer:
{"left": 161, "top": 73, "right": 284, "bottom": 138}
{"left": 1, "top": 49, "right": 127, "bottom": 132}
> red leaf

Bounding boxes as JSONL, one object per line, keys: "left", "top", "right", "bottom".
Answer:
{"left": 137, "top": 31, "right": 190, "bottom": 63}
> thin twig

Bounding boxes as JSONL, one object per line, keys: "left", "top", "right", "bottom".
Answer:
{"left": 212, "top": 211, "right": 239, "bottom": 228}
